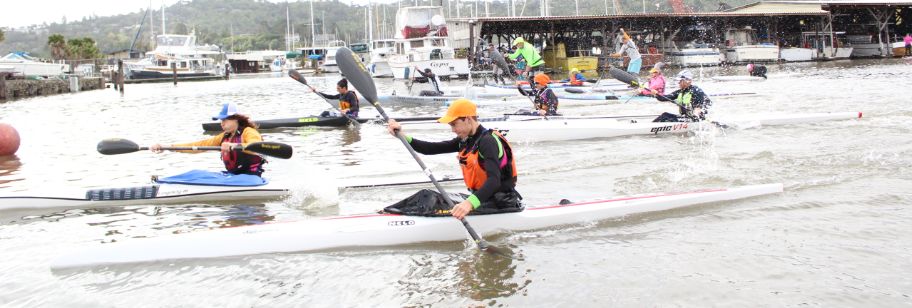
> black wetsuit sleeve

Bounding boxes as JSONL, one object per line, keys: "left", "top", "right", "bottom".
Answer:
{"left": 691, "top": 87, "right": 711, "bottom": 109}
{"left": 655, "top": 89, "right": 680, "bottom": 102}
{"left": 344, "top": 92, "right": 359, "bottom": 113}
{"left": 517, "top": 86, "right": 532, "bottom": 96}
{"left": 417, "top": 70, "right": 432, "bottom": 78}
{"left": 474, "top": 135, "right": 504, "bottom": 203}
{"left": 315, "top": 92, "right": 341, "bottom": 99}
{"left": 408, "top": 136, "right": 460, "bottom": 155}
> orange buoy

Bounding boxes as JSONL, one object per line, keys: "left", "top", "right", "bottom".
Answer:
{"left": 0, "top": 123, "right": 20, "bottom": 156}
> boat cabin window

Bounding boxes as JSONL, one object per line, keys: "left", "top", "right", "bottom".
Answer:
{"left": 410, "top": 40, "right": 424, "bottom": 48}
{"left": 396, "top": 43, "right": 405, "bottom": 54}
{"left": 351, "top": 44, "right": 369, "bottom": 53}
{"left": 430, "top": 49, "right": 443, "bottom": 60}
{"left": 431, "top": 39, "right": 444, "bottom": 47}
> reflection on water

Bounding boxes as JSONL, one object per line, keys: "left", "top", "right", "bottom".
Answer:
{"left": 341, "top": 126, "right": 362, "bottom": 146}
{"left": 0, "top": 155, "right": 23, "bottom": 188}
{"left": 455, "top": 245, "right": 531, "bottom": 301}
{"left": 397, "top": 244, "right": 530, "bottom": 304}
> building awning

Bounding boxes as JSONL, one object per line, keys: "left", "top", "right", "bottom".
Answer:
{"left": 726, "top": 2, "right": 828, "bottom": 14}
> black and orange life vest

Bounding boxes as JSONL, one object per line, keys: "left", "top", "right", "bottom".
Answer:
{"left": 457, "top": 129, "right": 517, "bottom": 191}
{"left": 221, "top": 127, "right": 265, "bottom": 175}
{"left": 339, "top": 91, "right": 358, "bottom": 110}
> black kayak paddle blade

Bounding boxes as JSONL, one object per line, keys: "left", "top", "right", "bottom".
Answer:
{"left": 243, "top": 142, "right": 293, "bottom": 159}
{"left": 609, "top": 67, "right": 641, "bottom": 88}
{"left": 97, "top": 138, "right": 141, "bottom": 155}
{"left": 288, "top": 69, "right": 307, "bottom": 85}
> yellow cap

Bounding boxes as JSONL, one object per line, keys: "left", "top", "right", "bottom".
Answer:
{"left": 438, "top": 99, "right": 477, "bottom": 123}
{"left": 570, "top": 67, "right": 579, "bottom": 72}
{"left": 649, "top": 67, "right": 659, "bottom": 73}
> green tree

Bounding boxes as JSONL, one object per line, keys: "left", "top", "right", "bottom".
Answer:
{"left": 0, "top": 28, "right": 5, "bottom": 44}
{"left": 47, "top": 34, "right": 68, "bottom": 60}
{"left": 67, "top": 37, "right": 101, "bottom": 60}
{"left": 173, "top": 23, "right": 189, "bottom": 35}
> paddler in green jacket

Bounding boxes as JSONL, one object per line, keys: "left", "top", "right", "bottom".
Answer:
{"left": 508, "top": 37, "right": 545, "bottom": 80}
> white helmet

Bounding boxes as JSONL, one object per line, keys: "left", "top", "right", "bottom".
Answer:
{"left": 675, "top": 70, "right": 694, "bottom": 81}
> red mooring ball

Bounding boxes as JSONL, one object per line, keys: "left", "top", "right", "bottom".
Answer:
{"left": 0, "top": 123, "right": 21, "bottom": 156}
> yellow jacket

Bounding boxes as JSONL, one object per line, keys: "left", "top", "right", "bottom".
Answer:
{"left": 172, "top": 127, "right": 263, "bottom": 155}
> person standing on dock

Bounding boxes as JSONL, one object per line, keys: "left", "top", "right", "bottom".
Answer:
{"left": 385, "top": 99, "right": 522, "bottom": 219}
{"left": 611, "top": 29, "right": 642, "bottom": 75}
{"left": 309, "top": 78, "right": 360, "bottom": 118}
{"left": 414, "top": 67, "right": 443, "bottom": 96}
{"left": 517, "top": 73, "right": 560, "bottom": 116}
{"left": 904, "top": 33, "right": 911, "bottom": 56}
{"left": 487, "top": 44, "right": 507, "bottom": 84}
{"left": 508, "top": 37, "right": 545, "bottom": 81}
{"left": 652, "top": 70, "right": 712, "bottom": 123}
{"left": 151, "top": 102, "right": 266, "bottom": 176}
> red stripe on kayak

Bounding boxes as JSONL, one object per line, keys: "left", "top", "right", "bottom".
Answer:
{"left": 529, "top": 188, "right": 727, "bottom": 211}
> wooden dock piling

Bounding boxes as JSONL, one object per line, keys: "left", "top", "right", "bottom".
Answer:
{"left": 117, "top": 60, "right": 124, "bottom": 94}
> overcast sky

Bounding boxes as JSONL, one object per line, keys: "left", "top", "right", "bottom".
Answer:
{"left": 1, "top": 0, "right": 412, "bottom": 28}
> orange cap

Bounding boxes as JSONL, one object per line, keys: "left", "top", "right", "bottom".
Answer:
{"left": 438, "top": 99, "right": 477, "bottom": 123}
{"left": 534, "top": 73, "right": 551, "bottom": 86}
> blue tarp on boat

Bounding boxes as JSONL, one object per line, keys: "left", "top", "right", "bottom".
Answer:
{"left": 155, "top": 170, "right": 268, "bottom": 187}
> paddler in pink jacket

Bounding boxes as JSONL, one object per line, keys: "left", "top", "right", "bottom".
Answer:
{"left": 639, "top": 66, "right": 666, "bottom": 96}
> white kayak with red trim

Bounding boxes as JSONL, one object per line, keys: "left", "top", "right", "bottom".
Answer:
{"left": 51, "top": 183, "right": 783, "bottom": 269}
{"left": 401, "top": 112, "right": 863, "bottom": 143}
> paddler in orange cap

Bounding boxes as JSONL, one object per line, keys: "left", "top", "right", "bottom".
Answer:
{"left": 517, "top": 73, "right": 560, "bottom": 116}
{"left": 386, "top": 99, "right": 522, "bottom": 219}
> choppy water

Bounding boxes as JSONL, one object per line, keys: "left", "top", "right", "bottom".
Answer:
{"left": 1, "top": 59, "right": 910, "bottom": 307}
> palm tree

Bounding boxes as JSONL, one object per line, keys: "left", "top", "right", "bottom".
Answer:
{"left": 47, "top": 34, "right": 68, "bottom": 60}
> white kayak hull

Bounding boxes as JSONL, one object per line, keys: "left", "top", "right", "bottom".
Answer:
{"left": 51, "top": 183, "right": 783, "bottom": 269}
{"left": 403, "top": 112, "right": 863, "bottom": 143}
{"left": 472, "top": 92, "right": 759, "bottom": 108}
{"left": 378, "top": 93, "right": 514, "bottom": 106}
{"left": 0, "top": 182, "right": 289, "bottom": 211}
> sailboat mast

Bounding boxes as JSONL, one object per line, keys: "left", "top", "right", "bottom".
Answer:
{"left": 367, "top": 1, "right": 373, "bottom": 43}
{"left": 150, "top": 0, "right": 155, "bottom": 42}
{"left": 286, "top": 4, "right": 291, "bottom": 51}
{"left": 310, "top": 0, "right": 316, "bottom": 47}
{"left": 161, "top": 1, "right": 166, "bottom": 35}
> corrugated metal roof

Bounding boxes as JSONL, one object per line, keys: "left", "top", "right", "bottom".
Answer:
{"left": 725, "top": 2, "right": 827, "bottom": 13}
{"left": 450, "top": 10, "right": 826, "bottom": 24}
